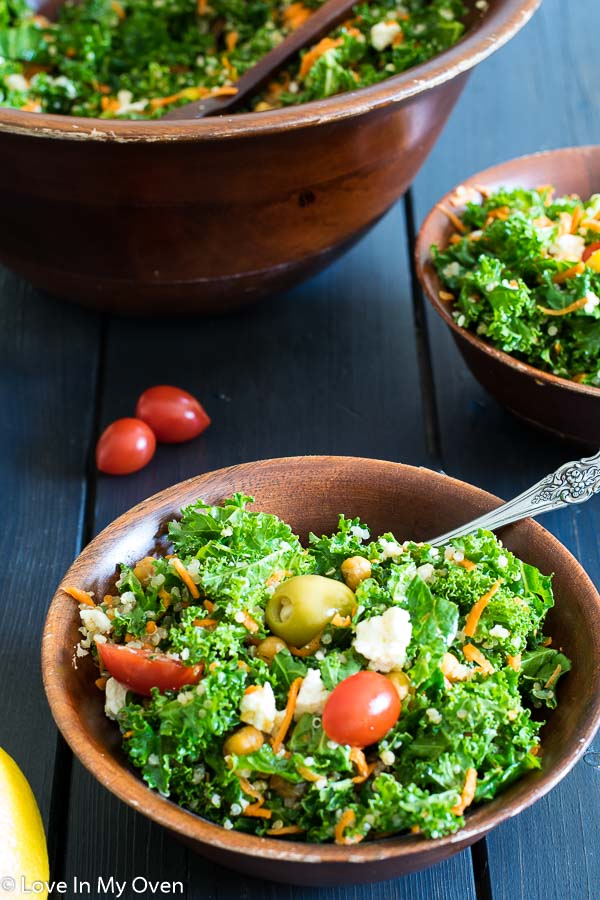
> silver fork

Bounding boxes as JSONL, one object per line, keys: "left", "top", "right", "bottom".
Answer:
{"left": 430, "top": 450, "right": 600, "bottom": 546}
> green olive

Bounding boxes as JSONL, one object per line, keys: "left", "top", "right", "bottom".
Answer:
{"left": 265, "top": 575, "right": 355, "bottom": 647}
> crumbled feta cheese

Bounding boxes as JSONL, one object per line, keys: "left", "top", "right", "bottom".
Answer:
{"left": 150, "top": 573, "right": 165, "bottom": 588}
{"left": 80, "top": 608, "right": 113, "bottom": 641}
{"left": 584, "top": 290, "right": 600, "bottom": 314}
{"left": 497, "top": 554, "right": 509, "bottom": 569}
{"left": 294, "top": 669, "right": 330, "bottom": 720}
{"left": 223, "top": 819, "right": 233, "bottom": 830}
{"left": 221, "top": 525, "right": 233, "bottom": 537}
{"left": 114, "top": 89, "right": 148, "bottom": 115}
{"left": 457, "top": 708, "right": 468, "bottom": 720}
{"left": 370, "top": 20, "right": 401, "bottom": 51}
{"left": 5, "top": 73, "right": 29, "bottom": 92}
{"left": 240, "top": 682, "right": 277, "bottom": 733}
{"left": 417, "top": 563, "right": 435, "bottom": 584}
{"left": 350, "top": 524, "right": 370, "bottom": 542}
{"left": 234, "top": 611, "right": 246, "bottom": 624}
{"left": 119, "top": 590, "right": 137, "bottom": 613}
{"left": 192, "top": 765, "right": 205, "bottom": 784}
{"left": 547, "top": 325, "right": 559, "bottom": 337}
{"left": 551, "top": 233, "right": 585, "bottom": 261}
{"left": 353, "top": 607, "right": 412, "bottom": 673}
{"left": 443, "top": 261, "right": 460, "bottom": 279}
{"left": 379, "top": 538, "right": 404, "bottom": 560}
{"left": 321, "top": 633, "right": 332, "bottom": 645}
{"left": 210, "top": 793, "right": 222, "bottom": 807}
{"left": 380, "top": 749, "right": 395, "bottom": 766}
{"left": 426, "top": 708, "right": 442, "bottom": 724}
{"left": 104, "top": 677, "right": 129, "bottom": 720}
{"left": 490, "top": 624, "right": 510, "bottom": 639}
{"left": 439, "top": 6, "right": 455, "bottom": 19}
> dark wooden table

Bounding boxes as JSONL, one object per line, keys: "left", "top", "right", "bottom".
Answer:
{"left": 2, "top": 1, "right": 600, "bottom": 896}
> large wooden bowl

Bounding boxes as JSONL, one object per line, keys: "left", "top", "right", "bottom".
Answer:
{"left": 0, "top": 0, "right": 540, "bottom": 315}
{"left": 42, "top": 456, "right": 600, "bottom": 885}
{"left": 415, "top": 146, "right": 600, "bottom": 446}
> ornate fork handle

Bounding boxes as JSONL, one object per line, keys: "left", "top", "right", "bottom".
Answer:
{"left": 430, "top": 450, "right": 600, "bottom": 546}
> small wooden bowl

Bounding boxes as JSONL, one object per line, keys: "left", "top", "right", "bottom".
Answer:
{"left": 42, "top": 456, "right": 600, "bottom": 885}
{"left": 415, "top": 146, "right": 600, "bottom": 446}
{"left": 0, "top": 0, "right": 540, "bottom": 314}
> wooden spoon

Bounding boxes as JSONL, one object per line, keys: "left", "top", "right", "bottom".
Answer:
{"left": 163, "top": 0, "right": 362, "bottom": 121}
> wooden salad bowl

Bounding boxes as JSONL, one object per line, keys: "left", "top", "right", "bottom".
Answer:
{"left": 0, "top": 0, "right": 541, "bottom": 315}
{"left": 42, "top": 456, "right": 600, "bottom": 885}
{"left": 415, "top": 146, "right": 600, "bottom": 446}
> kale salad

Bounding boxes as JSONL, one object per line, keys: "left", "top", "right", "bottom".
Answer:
{"left": 433, "top": 186, "right": 600, "bottom": 386}
{"left": 69, "top": 494, "right": 570, "bottom": 844}
{"left": 0, "top": 0, "right": 466, "bottom": 118}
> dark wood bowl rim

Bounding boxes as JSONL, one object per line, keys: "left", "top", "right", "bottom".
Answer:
{"left": 0, "top": 0, "right": 540, "bottom": 142}
{"left": 415, "top": 145, "right": 600, "bottom": 401}
{"left": 42, "top": 455, "right": 600, "bottom": 867}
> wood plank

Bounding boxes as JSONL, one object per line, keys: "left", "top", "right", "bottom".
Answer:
{"left": 0, "top": 272, "right": 99, "bottom": 828}
{"left": 64, "top": 204, "right": 477, "bottom": 897}
{"left": 409, "top": 0, "right": 600, "bottom": 897}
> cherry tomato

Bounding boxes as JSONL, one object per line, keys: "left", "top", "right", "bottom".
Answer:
{"left": 98, "top": 643, "right": 202, "bottom": 696}
{"left": 96, "top": 418, "right": 156, "bottom": 475}
{"left": 582, "top": 241, "right": 600, "bottom": 262}
{"left": 135, "top": 385, "right": 211, "bottom": 444}
{"left": 322, "top": 671, "right": 401, "bottom": 747}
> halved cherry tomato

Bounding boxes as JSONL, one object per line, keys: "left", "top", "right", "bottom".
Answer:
{"left": 322, "top": 671, "right": 401, "bottom": 748}
{"left": 135, "top": 385, "right": 211, "bottom": 444}
{"left": 583, "top": 241, "right": 600, "bottom": 262}
{"left": 98, "top": 643, "right": 202, "bottom": 696}
{"left": 96, "top": 418, "right": 156, "bottom": 475}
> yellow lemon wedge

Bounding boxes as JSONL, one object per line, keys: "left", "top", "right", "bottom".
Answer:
{"left": 0, "top": 748, "right": 49, "bottom": 898}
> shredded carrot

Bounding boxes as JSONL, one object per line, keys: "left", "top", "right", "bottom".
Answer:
{"left": 241, "top": 611, "right": 259, "bottom": 634}
{"left": 145, "top": 620, "right": 157, "bottom": 634}
{"left": 451, "top": 768, "right": 477, "bottom": 816}
{"left": 193, "top": 618, "right": 218, "bottom": 628}
{"left": 537, "top": 297, "right": 588, "bottom": 317}
{"left": 159, "top": 588, "right": 172, "bottom": 608}
{"left": 352, "top": 764, "right": 376, "bottom": 785}
{"left": 20, "top": 101, "right": 40, "bottom": 112}
{"left": 439, "top": 290, "right": 455, "bottom": 302}
{"left": 570, "top": 206, "right": 584, "bottom": 233}
{"left": 464, "top": 580, "right": 502, "bottom": 638}
{"left": 530, "top": 744, "right": 540, "bottom": 756}
{"left": 484, "top": 206, "right": 510, "bottom": 226}
{"left": 266, "top": 825, "right": 305, "bottom": 836}
{"left": 330, "top": 613, "right": 351, "bottom": 628}
{"left": 111, "top": 0, "right": 126, "bottom": 18}
{"left": 544, "top": 663, "right": 562, "bottom": 689}
{"left": 349, "top": 748, "right": 369, "bottom": 779}
{"left": 209, "top": 661, "right": 219, "bottom": 672}
{"left": 573, "top": 373, "right": 589, "bottom": 383}
{"left": 438, "top": 205, "right": 467, "bottom": 234}
{"left": 238, "top": 778, "right": 262, "bottom": 801}
{"left": 543, "top": 636, "right": 553, "bottom": 647}
{"left": 100, "top": 96, "right": 121, "bottom": 113}
{"left": 583, "top": 219, "right": 600, "bottom": 233}
{"left": 507, "top": 653, "right": 522, "bottom": 671}
{"left": 244, "top": 684, "right": 260, "bottom": 695}
{"left": 334, "top": 809, "right": 363, "bottom": 845}
{"left": 289, "top": 631, "right": 322, "bottom": 657}
{"left": 297, "top": 765, "right": 323, "bottom": 783}
{"left": 462, "top": 643, "right": 494, "bottom": 675}
{"left": 271, "top": 677, "right": 303, "bottom": 753}
{"left": 237, "top": 660, "right": 250, "bottom": 671}
{"left": 197, "top": 0, "right": 206, "bottom": 13}
{"left": 299, "top": 37, "right": 342, "bottom": 79}
{"left": 122, "top": 730, "right": 134, "bottom": 739}
{"left": 448, "top": 234, "right": 463, "bottom": 246}
{"left": 282, "top": 2, "right": 312, "bottom": 30}
{"left": 63, "top": 586, "right": 95, "bottom": 606}
{"left": 203, "top": 599, "right": 215, "bottom": 613}
{"left": 410, "top": 824, "right": 421, "bottom": 834}
{"left": 210, "top": 85, "right": 238, "bottom": 97}
{"left": 457, "top": 558, "right": 477, "bottom": 572}
{"left": 243, "top": 803, "right": 272, "bottom": 819}
{"left": 552, "top": 262, "right": 585, "bottom": 284}
{"left": 124, "top": 633, "right": 136, "bottom": 643}
{"left": 95, "top": 677, "right": 107, "bottom": 690}
{"left": 225, "top": 30, "right": 238, "bottom": 51}
{"left": 172, "top": 558, "right": 200, "bottom": 599}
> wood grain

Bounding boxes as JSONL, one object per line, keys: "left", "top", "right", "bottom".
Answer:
{"left": 0, "top": 275, "right": 99, "bottom": 824}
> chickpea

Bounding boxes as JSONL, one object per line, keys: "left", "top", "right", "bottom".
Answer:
{"left": 223, "top": 725, "right": 265, "bottom": 757}
{"left": 386, "top": 670, "right": 411, "bottom": 702}
{"left": 265, "top": 575, "right": 355, "bottom": 647}
{"left": 341, "top": 556, "right": 372, "bottom": 592}
{"left": 133, "top": 556, "right": 156, "bottom": 587}
{"left": 256, "top": 636, "right": 287, "bottom": 664}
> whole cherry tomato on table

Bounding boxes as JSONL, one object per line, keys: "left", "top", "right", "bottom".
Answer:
{"left": 96, "top": 418, "right": 156, "bottom": 475}
{"left": 98, "top": 643, "right": 202, "bottom": 696}
{"left": 322, "top": 671, "right": 401, "bottom": 747}
{"left": 136, "top": 385, "right": 211, "bottom": 443}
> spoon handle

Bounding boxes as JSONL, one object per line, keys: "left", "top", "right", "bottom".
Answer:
{"left": 163, "top": 0, "right": 360, "bottom": 121}
{"left": 430, "top": 450, "right": 600, "bottom": 546}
